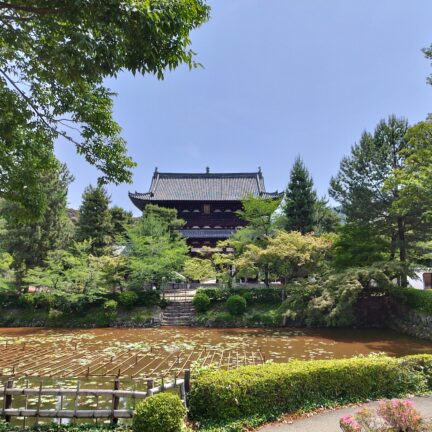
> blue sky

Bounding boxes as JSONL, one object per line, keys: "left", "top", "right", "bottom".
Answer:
{"left": 55, "top": 0, "right": 432, "bottom": 215}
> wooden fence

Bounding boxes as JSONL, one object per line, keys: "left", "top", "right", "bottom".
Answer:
{"left": 1, "top": 371, "right": 190, "bottom": 424}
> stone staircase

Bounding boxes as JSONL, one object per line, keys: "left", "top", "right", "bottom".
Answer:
{"left": 160, "top": 287, "right": 196, "bottom": 326}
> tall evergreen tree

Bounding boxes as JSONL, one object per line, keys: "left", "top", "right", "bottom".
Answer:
{"left": 0, "top": 163, "right": 74, "bottom": 285}
{"left": 329, "top": 115, "right": 424, "bottom": 284}
{"left": 330, "top": 116, "right": 407, "bottom": 258}
{"left": 110, "top": 206, "right": 133, "bottom": 239}
{"left": 283, "top": 157, "right": 317, "bottom": 234}
{"left": 76, "top": 186, "right": 113, "bottom": 256}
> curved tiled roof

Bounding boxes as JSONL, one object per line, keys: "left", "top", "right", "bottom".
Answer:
{"left": 129, "top": 170, "right": 282, "bottom": 209}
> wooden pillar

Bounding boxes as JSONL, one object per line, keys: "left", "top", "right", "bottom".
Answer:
{"left": 146, "top": 379, "right": 154, "bottom": 397}
{"left": 112, "top": 378, "right": 120, "bottom": 425}
{"left": 184, "top": 369, "right": 191, "bottom": 394}
{"left": 3, "top": 378, "right": 13, "bottom": 422}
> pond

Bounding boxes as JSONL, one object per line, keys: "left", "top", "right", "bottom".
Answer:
{"left": 0, "top": 327, "right": 431, "bottom": 378}
{"left": 0, "top": 327, "right": 431, "bottom": 426}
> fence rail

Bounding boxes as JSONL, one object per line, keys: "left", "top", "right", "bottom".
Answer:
{"left": 1, "top": 373, "right": 189, "bottom": 424}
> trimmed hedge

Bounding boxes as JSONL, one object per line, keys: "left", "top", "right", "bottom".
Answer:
{"left": 193, "top": 292, "right": 211, "bottom": 312}
{"left": 188, "top": 355, "right": 432, "bottom": 422}
{"left": 394, "top": 287, "right": 432, "bottom": 315}
{"left": 226, "top": 295, "right": 247, "bottom": 315}
{"left": 133, "top": 393, "right": 186, "bottom": 432}
{"left": 196, "top": 287, "right": 283, "bottom": 304}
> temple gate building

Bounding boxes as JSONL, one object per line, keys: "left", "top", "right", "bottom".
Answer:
{"left": 129, "top": 168, "right": 282, "bottom": 251}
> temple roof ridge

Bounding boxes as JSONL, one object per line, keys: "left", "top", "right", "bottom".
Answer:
{"left": 129, "top": 169, "right": 282, "bottom": 209}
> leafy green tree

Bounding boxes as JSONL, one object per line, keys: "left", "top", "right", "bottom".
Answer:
{"left": 110, "top": 206, "right": 133, "bottom": 239}
{"left": 0, "top": 0, "right": 210, "bottom": 219}
{"left": 142, "top": 205, "right": 186, "bottom": 235}
{"left": 281, "top": 263, "right": 406, "bottom": 327}
{"left": 283, "top": 157, "right": 317, "bottom": 234}
{"left": 76, "top": 185, "right": 114, "bottom": 256}
{"left": 0, "top": 252, "right": 14, "bottom": 292}
{"left": 236, "top": 195, "right": 281, "bottom": 244}
{"left": 232, "top": 195, "right": 282, "bottom": 285}
{"left": 0, "top": 163, "right": 74, "bottom": 284}
{"left": 313, "top": 198, "right": 340, "bottom": 234}
{"left": 332, "top": 224, "right": 390, "bottom": 270}
{"left": 330, "top": 115, "right": 416, "bottom": 284}
{"left": 126, "top": 205, "right": 188, "bottom": 288}
{"left": 183, "top": 257, "right": 216, "bottom": 282}
{"left": 385, "top": 119, "right": 432, "bottom": 266}
{"left": 236, "top": 231, "right": 332, "bottom": 286}
{"left": 25, "top": 241, "right": 109, "bottom": 311}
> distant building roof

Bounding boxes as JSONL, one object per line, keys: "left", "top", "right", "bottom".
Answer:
{"left": 129, "top": 169, "right": 282, "bottom": 209}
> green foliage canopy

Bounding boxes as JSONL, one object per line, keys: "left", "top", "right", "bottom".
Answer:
{"left": 126, "top": 205, "right": 188, "bottom": 288}
{"left": 235, "top": 231, "right": 332, "bottom": 286}
{"left": 183, "top": 257, "right": 216, "bottom": 281}
{"left": 0, "top": 0, "right": 210, "bottom": 218}
{"left": 0, "top": 163, "right": 74, "bottom": 284}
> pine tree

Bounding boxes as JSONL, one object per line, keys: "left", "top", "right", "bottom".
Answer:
{"left": 0, "top": 163, "right": 74, "bottom": 285}
{"left": 283, "top": 158, "right": 317, "bottom": 234}
{"left": 110, "top": 206, "right": 133, "bottom": 239}
{"left": 76, "top": 186, "right": 114, "bottom": 256}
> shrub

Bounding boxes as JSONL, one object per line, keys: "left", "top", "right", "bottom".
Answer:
{"left": 102, "top": 299, "right": 118, "bottom": 322}
{"left": 48, "top": 308, "right": 63, "bottom": 320}
{"left": 133, "top": 393, "right": 186, "bottom": 432}
{"left": 226, "top": 295, "right": 247, "bottom": 315}
{"left": 193, "top": 293, "right": 211, "bottom": 312}
{"left": 103, "top": 299, "right": 118, "bottom": 312}
{"left": 140, "top": 290, "right": 161, "bottom": 307}
{"left": 393, "top": 287, "right": 432, "bottom": 315}
{"left": 159, "top": 298, "right": 169, "bottom": 309}
{"left": 188, "top": 354, "right": 432, "bottom": 423}
{"left": 196, "top": 287, "right": 283, "bottom": 304}
{"left": 118, "top": 291, "right": 139, "bottom": 307}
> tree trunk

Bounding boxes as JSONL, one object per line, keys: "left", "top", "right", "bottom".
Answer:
{"left": 264, "top": 265, "right": 270, "bottom": 288}
{"left": 397, "top": 216, "right": 408, "bottom": 287}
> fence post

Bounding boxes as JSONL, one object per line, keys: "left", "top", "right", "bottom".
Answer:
{"left": 184, "top": 369, "right": 191, "bottom": 394}
{"left": 112, "top": 378, "right": 120, "bottom": 425}
{"left": 146, "top": 379, "right": 154, "bottom": 396}
{"left": 3, "top": 378, "right": 13, "bottom": 422}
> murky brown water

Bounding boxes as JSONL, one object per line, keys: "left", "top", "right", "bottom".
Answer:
{"left": 0, "top": 327, "right": 431, "bottom": 426}
{"left": 0, "top": 327, "right": 431, "bottom": 374}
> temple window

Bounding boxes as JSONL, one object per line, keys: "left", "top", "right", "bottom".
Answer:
{"left": 192, "top": 209, "right": 200, "bottom": 213}
{"left": 182, "top": 209, "right": 190, "bottom": 213}
{"left": 214, "top": 209, "right": 222, "bottom": 213}
{"left": 224, "top": 209, "right": 232, "bottom": 213}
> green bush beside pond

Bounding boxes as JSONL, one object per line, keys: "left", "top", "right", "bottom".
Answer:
{"left": 192, "top": 292, "right": 211, "bottom": 312}
{"left": 393, "top": 286, "right": 432, "bottom": 315}
{"left": 188, "top": 354, "right": 432, "bottom": 424}
{"left": 133, "top": 393, "right": 186, "bottom": 432}
{"left": 196, "top": 287, "right": 283, "bottom": 304}
{"left": 194, "top": 287, "right": 284, "bottom": 326}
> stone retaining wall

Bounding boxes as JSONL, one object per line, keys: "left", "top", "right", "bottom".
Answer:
{"left": 389, "top": 304, "right": 432, "bottom": 341}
